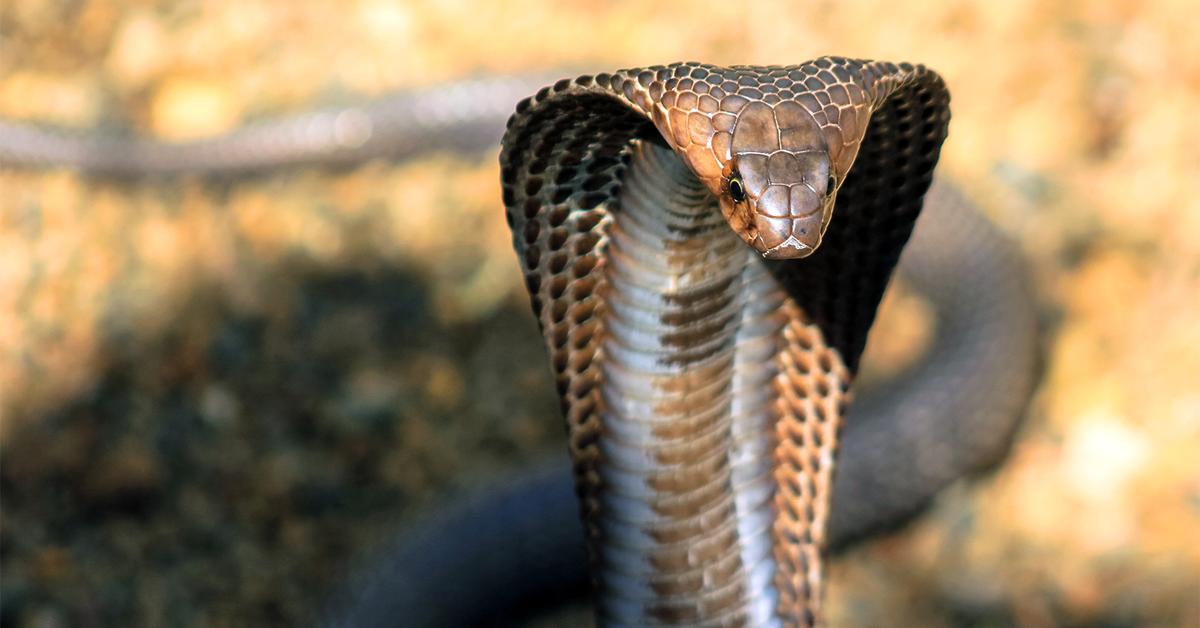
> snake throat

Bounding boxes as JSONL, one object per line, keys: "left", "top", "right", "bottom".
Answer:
{"left": 592, "top": 140, "right": 847, "bottom": 625}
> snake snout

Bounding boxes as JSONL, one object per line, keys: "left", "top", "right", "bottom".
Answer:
{"left": 731, "top": 137, "right": 832, "bottom": 260}
{"left": 755, "top": 213, "right": 823, "bottom": 259}
{"left": 736, "top": 162, "right": 830, "bottom": 259}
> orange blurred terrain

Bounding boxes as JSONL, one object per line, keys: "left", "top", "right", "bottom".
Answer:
{"left": 1, "top": 1, "right": 1197, "bottom": 626}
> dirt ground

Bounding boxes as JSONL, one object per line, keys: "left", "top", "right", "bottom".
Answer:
{"left": 1, "top": 1, "right": 1198, "bottom": 626}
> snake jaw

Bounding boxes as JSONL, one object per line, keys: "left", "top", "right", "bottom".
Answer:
{"left": 762, "top": 233, "right": 815, "bottom": 259}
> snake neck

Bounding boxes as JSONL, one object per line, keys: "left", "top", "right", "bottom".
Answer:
{"left": 591, "top": 141, "right": 842, "bottom": 627}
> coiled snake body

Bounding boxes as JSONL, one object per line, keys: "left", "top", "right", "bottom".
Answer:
{"left": 0, "top": 59, "right": 1037, "bottom": 627}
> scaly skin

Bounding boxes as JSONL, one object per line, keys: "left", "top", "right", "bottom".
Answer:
{"left": 500, "top": 58, "right": 950, "bottom": 626}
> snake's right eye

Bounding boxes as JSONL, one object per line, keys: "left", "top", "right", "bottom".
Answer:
{"left": 729, "top": 176, "right": 747, "bottom": 203}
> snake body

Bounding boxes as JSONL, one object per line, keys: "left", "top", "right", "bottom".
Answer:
{"left": 0, "top": 74, "right": 556, "bottom": 176}
{"left": 0, "top": 60, "right": 1038, "bottom": 627}
{"left": 498, "top": 58, "right": 997, "bottom": 625}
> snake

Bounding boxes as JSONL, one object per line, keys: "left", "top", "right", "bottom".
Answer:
{"left": 0, "top": 58, "right": 1038, "bottom": 627}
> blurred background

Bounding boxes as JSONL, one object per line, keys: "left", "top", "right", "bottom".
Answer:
{"left": 1, "top": 1, "right": 1198, "bottom": 626}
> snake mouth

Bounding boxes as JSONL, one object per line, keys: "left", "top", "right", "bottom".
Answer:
{"left": 761, "top": 235, "right": 815, "bottom": 260}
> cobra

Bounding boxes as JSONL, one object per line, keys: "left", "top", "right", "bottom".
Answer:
{"left": 0, "top": 59, "right": 1038, "bottom": 627}
{"left": 498, "top": 58, "right": 1030, "bottom": 626}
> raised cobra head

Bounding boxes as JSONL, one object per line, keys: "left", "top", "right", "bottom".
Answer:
{"left": 659, "top": 100, "right": 845, "bottom": 259}
{"left": 639, "top": 66, "right": 873, "bottom": 260}
{"left": 721, "top": 102, "right": 839, "bottom": 258}
{"left": 501, "top": 58, "right": 953, "bottom": 626}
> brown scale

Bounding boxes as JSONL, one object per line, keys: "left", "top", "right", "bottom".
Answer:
{"left": 770, "top": 304, "right": 851, "bottom": 624}
{"left": 501, "top": 57, "right": 950, "bottom": 627}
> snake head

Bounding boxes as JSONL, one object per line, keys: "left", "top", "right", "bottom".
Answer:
{"left": 644, "top": 65, "right": 870, "bottom": 260}
{"left": 717, "top": 101, "right": 838, "bottom": 260}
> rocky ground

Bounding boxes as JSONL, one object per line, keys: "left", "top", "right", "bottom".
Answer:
{"left": 1, "top": 1, "right": 1197, "bottom": 626}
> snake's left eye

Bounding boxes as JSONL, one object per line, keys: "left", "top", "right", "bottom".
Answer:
{"left": 729, "top": 176, "right": 747, "bottom": 203}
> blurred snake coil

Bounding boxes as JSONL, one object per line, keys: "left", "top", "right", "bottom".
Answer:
{"left": 0, "top": 59, "right": 1038, "bottom": 627}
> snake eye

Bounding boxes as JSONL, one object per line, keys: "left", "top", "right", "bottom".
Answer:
{"left": 729, "top": 176, "right": 747, "bottom": 203}
{"left": 827, "top": 174, "right": 837, "bottom": 195}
